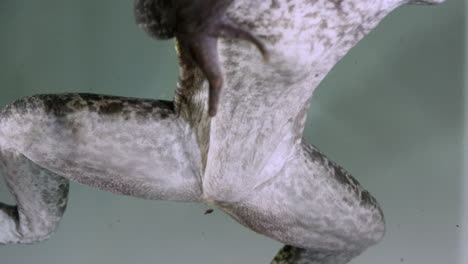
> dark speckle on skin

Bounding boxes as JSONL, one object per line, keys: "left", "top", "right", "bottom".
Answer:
{"left": 304, "top": 143, "right": 325, "bottom": 164}
{"left": 330, "top": 0, "right": 344, "bottom": 12}
{"left": 333, "top": 166, "right": 350, "bottom": 186}
{"left": 0, "top": 204, "right": 19, "bottom": 223}
{"left": 303, "top": 142, "right": 379, "bottom": 208}
{"left": 6, "top": 94, "right": 176, "bottom": 122}
{"left": 160, "top": 111, "right": 169, "bottom": 119}
{"left": 36, "top": 95, "right": 77, "bottom": 118}
{"left": 360, "top": 190, "right": 376, "bottom": 206}
{"left": 99, "top": 102, "right": 124, "bottom": 115}
{"left": 271, "top": 0, "right": 281, "bottom": 9}
{"left": 271, "top": 245, "right": 302, "bottom": 264}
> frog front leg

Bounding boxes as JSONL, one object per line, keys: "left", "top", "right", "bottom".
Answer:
{"left": 134, "top": 0, "right": 268, "bottom": 116}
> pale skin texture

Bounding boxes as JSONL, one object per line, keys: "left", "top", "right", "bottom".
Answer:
{"left": 135, "top": 0, "right": 269, "bottom": 116}
{"left": 0, "top": 0, "right": 444, "bottom": 263}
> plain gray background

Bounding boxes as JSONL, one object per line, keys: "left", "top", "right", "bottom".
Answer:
{"left": 0, "top": 0, "right": 464, "bottom": 263}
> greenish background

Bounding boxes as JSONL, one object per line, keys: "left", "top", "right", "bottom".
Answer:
{"left": 0, "top": 1, "right": 464, "bottom": 263}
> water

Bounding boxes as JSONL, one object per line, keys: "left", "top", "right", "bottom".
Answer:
{"left": 0, "top": 1, "right": 464, "bottom": 263}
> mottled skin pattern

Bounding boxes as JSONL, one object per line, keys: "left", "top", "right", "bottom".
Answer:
{"left": 135, "top": 0, "right": 268, "bottom": 116}
{"left": 0, "top": 0, "right": 444, "bottom": 263}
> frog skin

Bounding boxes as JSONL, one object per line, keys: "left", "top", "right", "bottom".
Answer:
{"left": 134, "top": 0, "right": 269, "bottom": 116}
{"left": 0, "top": 0, "right": 445, "bottom": 263}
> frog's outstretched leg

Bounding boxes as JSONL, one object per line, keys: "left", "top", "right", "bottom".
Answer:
{"left": 0, "top": 93, "right": 203, "bottom": 243}
{"left": 0, "top": 149, "right": 69, "bottom": 244}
